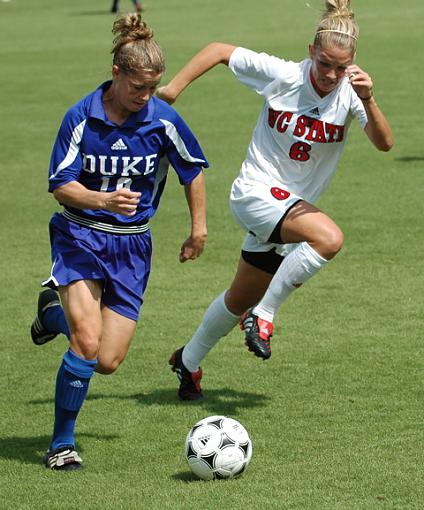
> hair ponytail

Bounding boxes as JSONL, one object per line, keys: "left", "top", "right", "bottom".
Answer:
{"left": 111, "top": 13, "right": 165, "bottom": 75}
{"left": 314, "top": 0, "right": 358, "bottom": 53}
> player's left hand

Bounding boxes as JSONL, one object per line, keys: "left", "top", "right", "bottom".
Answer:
{"left": 179, "top": 234, "right": 207, "bottom": 262}
{"left": 346, "top": 65, "right": 373, "bottom": 100}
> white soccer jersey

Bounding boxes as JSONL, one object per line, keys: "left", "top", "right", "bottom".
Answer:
{"left": 228, "top": 47, "right": 367, "bottom": 204}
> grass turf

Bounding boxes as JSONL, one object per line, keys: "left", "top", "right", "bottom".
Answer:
{"left": 0, "top": 0, "right": 423, "bottom": 508}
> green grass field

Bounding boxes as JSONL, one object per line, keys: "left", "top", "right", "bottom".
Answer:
{"left": 0, "top": 0, "right": 423, "bottom": 508}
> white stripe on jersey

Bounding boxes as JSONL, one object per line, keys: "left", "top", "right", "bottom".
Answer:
{"left": 151, "top": 156, "right": 170, "bottom": 206}
{"left": 50, "top": 119, "right": 87, "bottom": 180}
{"left": 159, "top": 119, "right": 206, "bottom": 164}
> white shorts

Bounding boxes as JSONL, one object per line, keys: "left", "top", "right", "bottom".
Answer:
{"left": 229, "top": 177, "right": 302, "bottom": 254}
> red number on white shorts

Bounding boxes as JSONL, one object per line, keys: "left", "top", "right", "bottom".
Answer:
{"left": 289, "top": 141, "right": 311, "bottom": 162}
{"left": 271, "top": 187, "right": 291, "bottom": 200}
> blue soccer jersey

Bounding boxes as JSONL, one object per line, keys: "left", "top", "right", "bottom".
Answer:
{"left": 48, "top": 81, "right": 209, "bottom": 229}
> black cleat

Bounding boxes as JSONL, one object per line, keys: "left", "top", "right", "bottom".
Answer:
{"left": 31, "top": 289, "right": 61, "bottom": 346}
{"left": 43, "top": 447, "right": 83, "bottom": 471}
{"left": 240, "top": 308, "right": 273, "bottom": 360}
{"left": 169, "top": 347, "right": 203, "bottom": 401}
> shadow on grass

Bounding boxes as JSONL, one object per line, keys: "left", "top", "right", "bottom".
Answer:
{"left": 0, "top": 433, "right": 118, "bottom": 465}
{"left": 395, "top": 156, "right": 424, "bottom": 163}
{"left": 91, "top": 387, "right": 270, "bottom": 415}
{"left": 171, "top": 471, "right": 241, "bottom": 483}
{"left": 171, "top": 471, "right": 207, "bottom": 483}
{"left": 30, "top": 387, "right": 269, "bottom": 415}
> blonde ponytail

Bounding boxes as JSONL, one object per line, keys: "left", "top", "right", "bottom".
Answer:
{"left": 314, "top": 0, "right": 358, "bottom": 52}
{"left": 111, "top": 13, "right": 165, "bottom": 75}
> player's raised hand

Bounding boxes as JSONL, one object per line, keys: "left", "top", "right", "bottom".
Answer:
{"left": 104, "top": 188, "right": 141, "bottom": 216}
{"left": 346, "top": 65, "right": 373, "bottom": 100}
{"left": 179, "top": 234, "right": 207, "bottom": 262}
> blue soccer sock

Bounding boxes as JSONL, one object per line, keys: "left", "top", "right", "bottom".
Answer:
{"left": 43, "top": 305, "right": 70, "bottom": 339}
{"left": 50, "top": 349, "right": 97, "bottom": 451}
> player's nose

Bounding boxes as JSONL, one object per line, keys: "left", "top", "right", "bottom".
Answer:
{"left": 326, "top": 68, "right": 337, "bottom": 80}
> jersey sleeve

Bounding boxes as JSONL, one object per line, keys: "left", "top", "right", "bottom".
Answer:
{"left": 228, "top": 47, "right": 299, "bottom": 97}
{"left": 160, "top": 113, "right": 209, "bottom": 185}
{"left": 48, "top": 107, "right": 87, "bottom": 192}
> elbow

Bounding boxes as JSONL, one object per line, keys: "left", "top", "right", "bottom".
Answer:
{"left": 53, "top": 184, "right": 72, "bottom": 206}
{"left": 52, "top": 187, "right": 63, "bottom": 202}
{"left": 372, "top": 131, "right": 394, "bottom": 152}
{"left": 206, "top": 42, "right": 235, "bottom": 65}
{"left": 378, "top": 138, "right": 394, "bottom": 152}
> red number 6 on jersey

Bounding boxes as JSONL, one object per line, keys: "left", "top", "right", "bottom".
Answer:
{"left": 270, "top": 187, "right": 291, "bottom": 200}
{"left": 289, "top": 141, "right": 311, "bottom": 161}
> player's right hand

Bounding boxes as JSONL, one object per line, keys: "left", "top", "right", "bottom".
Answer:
{"left": 103, "top": 188, "right": 141, "bottom": 216}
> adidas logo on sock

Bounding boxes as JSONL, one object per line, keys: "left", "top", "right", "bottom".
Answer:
{"left": 69, "top": 380, "right": 84, "bottom": 388}
{"left": 111, "top": 138, "right": 128, "bottom": 150}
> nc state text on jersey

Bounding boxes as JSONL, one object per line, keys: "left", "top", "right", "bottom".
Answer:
{"left": 267, "top": 109, "right": 344, "bottom": 143}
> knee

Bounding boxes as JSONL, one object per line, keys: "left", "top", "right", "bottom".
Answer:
{"left": 70, "top": 325, "right": 101, "bottom": 360}
{"left": 316, "top": 226, "right": 344, "bottom": 260}
{"left": 96, "top": 357, "right": 123, "bottom": 375}
{"left": 326, "top": 227, "right": 344, "bottom": 259}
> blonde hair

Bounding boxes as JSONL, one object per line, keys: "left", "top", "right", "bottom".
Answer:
{"left": 111, "top": 13, "right": 165, "bottom": 75}
{"left": 314, "top": 0, "right": 358, "bottom": 53}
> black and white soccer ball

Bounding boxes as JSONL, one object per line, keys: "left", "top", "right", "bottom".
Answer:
{"left": 185, "top": 415, "right": 252, "bottom": 480}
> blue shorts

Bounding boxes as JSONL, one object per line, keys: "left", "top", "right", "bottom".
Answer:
{"left": 43, "top": 213, "right": 152, "bottom": 321}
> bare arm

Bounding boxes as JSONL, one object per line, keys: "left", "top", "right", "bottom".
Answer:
{"left": 347, "top": 64, "right": 394, "bottom": 152}
{"left": 362, "top": 98, "right": 394, "bottom": 152}
{"left": 53, "top": 181, "right": 141, "bottom": 217}
{"left": 179, "top": 172, "right": 207, "bottom": 262}
{"left": 157, "top": 42, "right": 237, "bottom": 104}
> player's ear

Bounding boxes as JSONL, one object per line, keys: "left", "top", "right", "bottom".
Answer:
{"left": 308, "top": 44, "right": 315, "bottom": 59}
{"left": 111, "top": 64, "right": 120, "bottom": 79}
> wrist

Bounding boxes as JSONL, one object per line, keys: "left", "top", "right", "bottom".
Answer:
{"left": 358, "top": 88, "right": 373, "bottom": 101}
{"left": 98, "top": 191, "right": 110, "bottom": 211}
{"left": 191, "top": 227, "right": 207, "bottom": 240}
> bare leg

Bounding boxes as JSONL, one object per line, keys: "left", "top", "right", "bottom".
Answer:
{"left": 225, "top": 257, "right": 274, "bottom": 315}
{"left": 279, "top": 201, "right": 343, "bottom": 260}
{"left": 59, "top": 280, "right": 103, "bottom": 361}
{"left": 253, "top": 200, "right": 343, "bottom": 323}
{"left": 96, "top": 306, "right": 137, "bottom": 374}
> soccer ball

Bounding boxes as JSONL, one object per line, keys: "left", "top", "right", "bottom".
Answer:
{"left": 185, "top": 415, "right": 252, "bottom": 480}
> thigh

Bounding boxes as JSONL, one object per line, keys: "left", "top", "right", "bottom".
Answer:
{"left": 96, "top": 306, "right": 137, "bottom": 374}
{"left": 58, "top": 279, "right": 103, "bottom": 359}
{"left": 281, "top": 200, "right": 340, "bottom": 244}
{"left": 226, "top": 257, "right": 274, "bottom": 316}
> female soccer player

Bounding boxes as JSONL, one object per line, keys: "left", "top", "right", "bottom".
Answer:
{"left": 31, "top": 13, "right": 208, "bottom": 469}
{"left": 158, "top": 0, "right": 393, "bottom": 400}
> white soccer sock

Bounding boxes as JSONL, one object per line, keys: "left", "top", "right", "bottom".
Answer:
{"left": 253, "top": 242, "right": 328, "bottom": 323}
{"left": 182, "top": 291, "right": 240, "bottom": 372}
